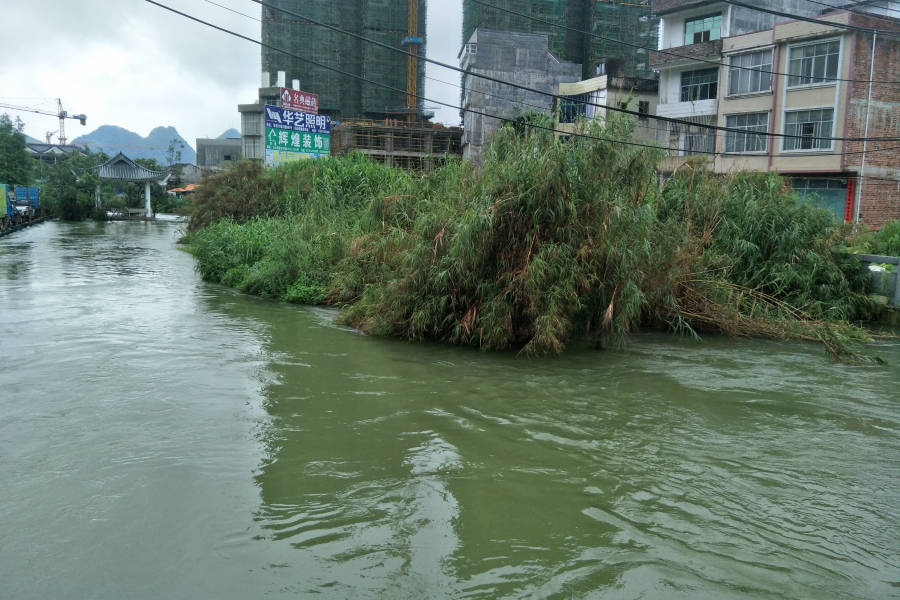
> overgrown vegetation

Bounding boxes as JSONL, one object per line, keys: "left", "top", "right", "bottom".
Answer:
{"left": 851, "top": 219, "right": 900, "bottom": 258}
{"left": 187, "top": 153, "right": 407, "bottom": 304}
{"left": 0, "top": 114, "right": 32, "bottom": 186}
{"left": 185, "top": 114, "right": 880, "bottom": 358}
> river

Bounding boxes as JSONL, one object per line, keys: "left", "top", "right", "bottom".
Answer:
{"left": 1, "top": 220, "right": 898, "bottom": 599}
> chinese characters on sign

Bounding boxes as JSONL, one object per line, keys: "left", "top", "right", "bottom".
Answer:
{"left": 280, "top": 88, "right": 319, "bottom": 114}
{"left": 264, "top": 104, "right": 331, "bottom": 167}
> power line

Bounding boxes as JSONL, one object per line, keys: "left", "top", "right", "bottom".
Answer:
{"left": 723, "top": 0, "right": 900, "bottom": 38}
{"left": 144, "top": 0, "right": 900, "bottom": 163}
{"left": 251, "top": 0, "right": 900, "bottom": 144}
{"left": 422, "top": 74, "right": 900, "bottom": 159}
{"left": 199, "top": 0, "right": 259, "bottom": 21}
{"left": 798, "top": 0, "right": 900, "bottom": 24}
{"left": 467, "top": 0, "right": 900, "bottom": 86}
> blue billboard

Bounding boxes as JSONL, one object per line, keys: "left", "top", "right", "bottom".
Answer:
{"left": 264, "top": 105, "right": 331, "bottom": 135}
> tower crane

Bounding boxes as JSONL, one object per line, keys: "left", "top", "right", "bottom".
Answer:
{"left": 45, "top": 130, "right": 59, "bottom": 144}
{"left": 0, "top": 99, "right": 87, "bottom": 145}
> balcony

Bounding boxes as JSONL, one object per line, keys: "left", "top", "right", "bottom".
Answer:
{"left": 653, "top": 0, "right": 723, "bottom": 16}
{"left": 650, "top": 39, "right": 722, "bottom": 67}
{"left": 656, "top": 98, "right": 718, "bottom": 119}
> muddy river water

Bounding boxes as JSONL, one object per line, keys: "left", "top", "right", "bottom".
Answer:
{"left": 1, "top": 220, "right": 898, "bottom": 599}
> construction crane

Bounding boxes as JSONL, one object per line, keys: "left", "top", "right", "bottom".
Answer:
{"left": 0, "top": 99, "right": 86, "bottom": 145}
{"left": 45, "top": 130, "right": 58, "bottom": 144}
{"left": 401, "top": 0, "right": 423, "bottom": 122}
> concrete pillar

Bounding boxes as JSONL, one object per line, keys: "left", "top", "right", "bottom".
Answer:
{"left": 144, "top": 181, "right": 152, "bottom": 218}
{"left": 94, "top": 185, "right": 101, "bottom": 208}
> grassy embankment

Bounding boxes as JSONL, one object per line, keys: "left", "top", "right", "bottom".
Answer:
{"left": 185, "top": 114, "right": 890, "bottom": 357}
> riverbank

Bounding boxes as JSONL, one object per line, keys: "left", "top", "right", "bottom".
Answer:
{"left": 184, "top": 117, "right": 885, "bottom": 357}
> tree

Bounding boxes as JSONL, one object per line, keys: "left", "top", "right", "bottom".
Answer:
{"left": 166, "top": 138, "right": 184, "bottom": 166}
{"left": 0, "top": 113, "right": 32, "bottom": 185}
{"left": 42, "top": 148, "right": 111, "bottom": 220}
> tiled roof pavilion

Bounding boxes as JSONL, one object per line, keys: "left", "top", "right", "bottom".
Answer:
{"left": 79, "top": 153, "right": 171, "bottom": 218}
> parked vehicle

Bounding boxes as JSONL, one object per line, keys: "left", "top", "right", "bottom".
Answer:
{"left": 13, "top": 187, "right": 33, "bottom": 222}
{"left": 1, "top": 184, "right": 14, "bottom": 231}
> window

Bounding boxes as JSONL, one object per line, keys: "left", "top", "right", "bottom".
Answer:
{"left": 559, "top": 91, "right": 602, "bottom": 123}
{"left": 788, "top": 40, "right": 840, "bottom": 87}
{"left": 725, "top": 113, "right": 768, "bottom": 152}
{"left": 684, "top": 14, "right": 722, "bottom": 45}
{"left": 681, "top": 68, "right": 719, "bottom": 102}
{"left": 783, "top": 109, "right": 834, "bottom": 150}
{"left": 638, "top": 100, "right": 650, "bottom": 120}
{"left": 728, "top": 50, "right": 773, "bottom": 95}
{"left": 685, "top": 126, "right": 716, "bottom": 155}
{"left": 791, "top": 178, "right": 847, "bottom": 219}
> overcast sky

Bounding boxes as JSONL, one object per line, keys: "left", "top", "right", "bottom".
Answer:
{"left": 1, "top": 0, "right": 464, "bottom": 150}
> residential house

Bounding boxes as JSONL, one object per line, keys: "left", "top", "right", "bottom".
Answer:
{"left": 650, "top": 0, "right": 900, "bottom": 225}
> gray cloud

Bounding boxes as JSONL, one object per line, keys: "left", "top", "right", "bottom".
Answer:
{"left": 2, "top": 0, "right": 465, "bottom": 152}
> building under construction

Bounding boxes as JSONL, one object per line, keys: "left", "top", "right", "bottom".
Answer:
{"left": 462, "top": 0, "right": 657, "bottom": 79}
{"left": 331, "top": 120, "right": 462, "bottom": 171}
{"left": 261, "top": 0, "right": 427, "bottom": 121}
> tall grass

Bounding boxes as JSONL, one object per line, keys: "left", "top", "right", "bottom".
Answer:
{"left": 186, "top": 153, "right": 407, "bottom": 303}
{"left": 186, "top": 117, "right": 876, "bottom": 357}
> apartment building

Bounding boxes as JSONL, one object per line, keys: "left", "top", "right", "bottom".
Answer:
{"left": 650, "top": 0, "right": 900, "bottom": 226}
{"left": 555, "top": 72, "right": 660, "bottom": 143}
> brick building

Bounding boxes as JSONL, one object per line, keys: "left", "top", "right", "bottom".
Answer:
{"left": 650, "top": 0, "right": 900, "bottom": 227}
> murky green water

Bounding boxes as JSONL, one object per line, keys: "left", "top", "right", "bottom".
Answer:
{"left": 1, "top": 220, "right": 898, "bottom": 599}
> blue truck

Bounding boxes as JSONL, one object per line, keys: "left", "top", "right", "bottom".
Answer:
{"left": 13, "top": 186, "right": 40, "bottom": 220}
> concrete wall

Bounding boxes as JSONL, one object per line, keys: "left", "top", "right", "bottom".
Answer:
{"left": 461, "top": 29, "right": 582, "bottom": 164}
{"left": 196, "top": 139, "right": 242, "bottom": 168}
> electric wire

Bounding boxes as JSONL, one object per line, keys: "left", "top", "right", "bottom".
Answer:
{"left": 797, "top": 0, "right": 900, "bottom": 24}
{"left": 467, "top": 0, "right": 900, "bottom": 85}
{"left": 199, "top": 0, "right": 259, "bottom": 21}
{"left": 145, "top": 0, "right": 900, "bottom": 164}
{"left": 251, "top": 0, "right": 900, "bottom": 143}
{"left": 723, "top": 0, "right": 900, "bottom": 38}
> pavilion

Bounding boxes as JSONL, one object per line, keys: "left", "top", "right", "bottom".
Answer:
{"left": 80, "top": 153, "right": 171, "bottom": 218}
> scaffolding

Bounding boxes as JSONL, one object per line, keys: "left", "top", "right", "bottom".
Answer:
{"left": 461, "top": 0, "right": 657, "bottom": 79}
{"left": 586, "top": 0, "right": 656, "bottom": 78}
{"left": 331, "top": 120, "right": 462, "bottom": 171}
{"left": 463, "top": 0, "right": 568, "bottom": 59}
{"left": 261, "top": 0, "right": 427, "bottom": 121}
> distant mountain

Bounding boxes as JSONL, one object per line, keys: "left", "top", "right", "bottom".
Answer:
{"left": 71, "top": 125, "right": 197, "bottom": 165}
{"left": 217, "top": 128, "right": 241, "bottom": 139}
{"left": 25, "top": 134, "right": 43, "bottom": 144}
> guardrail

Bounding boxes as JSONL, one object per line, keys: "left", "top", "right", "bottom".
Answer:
{"left": 853, "top": 254, "right": 900, "bottom": 308}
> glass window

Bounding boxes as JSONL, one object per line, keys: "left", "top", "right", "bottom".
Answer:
{"left": 638, "top": 100, "right": 650, "bottom": 120}
{"left": 685, "top": 126, "right": 716, "bottom": 155}
{"left": 559, "top": 92, "right": 601, "bottom": 123}
{"left": 684, "top": 14, "right": 722, "bottom": 45}
{"left": 725, "top": 113, "right": 768, "bottom": 152}
{"left": 783, "top": 109, "right": 834, "bottom": 150}
{"left": 791, "top": 178, "right": 847, "bottom": 219}
{"left": 728, "top": 50, "right": 773, "bottom": 95}
{"left": 788, "top": 40, "right": 840, "bottom": 87}
{"left": 681, "top": 68, "right": 719, "bottom": 102}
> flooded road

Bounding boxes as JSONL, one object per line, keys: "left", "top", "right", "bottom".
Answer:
{"left": 1, "top": 220, "right": 898, "bottom": 599}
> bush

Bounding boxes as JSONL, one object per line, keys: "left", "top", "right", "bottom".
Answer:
{"left": 185, "top": 153, "right": 407, "bottom": 303}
